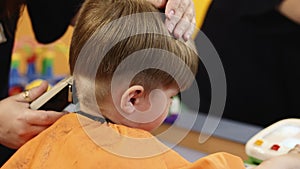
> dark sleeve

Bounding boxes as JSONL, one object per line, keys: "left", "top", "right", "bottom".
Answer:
{"left": 27, "top": 0, "right": 83, "bottom": 44}
{"left": 236, "top": 0, "right": 283, "bottom": 16}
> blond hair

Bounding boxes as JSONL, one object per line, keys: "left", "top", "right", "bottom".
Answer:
{"left": 69, "top": 0, "right": 199, "bottom": 107}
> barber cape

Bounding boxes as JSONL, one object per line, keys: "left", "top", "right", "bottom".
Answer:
{"left": 2, "top": 113, "right": 244, "bottom": 169}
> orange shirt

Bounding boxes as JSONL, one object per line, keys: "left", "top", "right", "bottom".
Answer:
{"left": 2, "top": 113, "right": 245, "bottom": 169}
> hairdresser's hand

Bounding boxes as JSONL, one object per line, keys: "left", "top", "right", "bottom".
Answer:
{"left": 148, "top": 0, "right": 196, "bottom": 41}
{"left": 254, "top": 144, "right": 300, "bottom": 169}
{"left": 278, "top": 0, "right": 300, "bottom": 24}
{"left": 0, "top": 81, "right": 64, "bottom": 149}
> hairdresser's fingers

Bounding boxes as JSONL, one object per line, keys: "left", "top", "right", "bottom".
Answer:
{"left": 173, "top": 2, "right": 195, "bottom": 41}
{"left": 24, "top": 109, "right": 64, "bottom": 126}
{"left": 165, "top": 0, "right": 194, "bottom": 39}
{"left": 26, "top": 125, "right": 49, "bottom": 138}
{"left": 14, "top": 81, "right": 49, "bottom": 103}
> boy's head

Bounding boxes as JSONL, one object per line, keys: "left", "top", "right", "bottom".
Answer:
{"left": 69, "top": 0, "right": 199, "bottom": 131}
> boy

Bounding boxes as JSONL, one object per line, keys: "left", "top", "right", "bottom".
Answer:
{"left": 2, "top": 0, "right": 300, "bottom": 168}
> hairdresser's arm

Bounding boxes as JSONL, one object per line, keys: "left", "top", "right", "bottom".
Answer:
{"left": 148, "top": 0, "right": 195, "bottom": 41}
{"left": 254, "top": 154, "right": 300, "bottom": 169}
{"left": 278, "top": 0, "right": 300, "bottom": 24}
{"left": 254, "top": 145, "right": 300, "bottom": 169}
{"left": 0, "top": 82, "right": 63, "bottom": 149}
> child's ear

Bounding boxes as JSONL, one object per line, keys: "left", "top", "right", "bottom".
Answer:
{"left": 120, "top": 85, "right": 144, "bottom": 114}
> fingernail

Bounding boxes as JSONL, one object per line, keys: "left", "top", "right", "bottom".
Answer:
{"left": 184, "top": 33, "right": 190, "bottom": 41}
{"left": 169, "top": 10, "right": 175, "bottom": 16}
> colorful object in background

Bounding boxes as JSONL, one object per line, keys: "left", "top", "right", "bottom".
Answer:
{"left": 41, "top": 51, "right": 55, "bottom": 84}
{"left": 9, "top": 38, "right": 69, "bottom": 96}
{"left": 26, "top": 54, "right": 38, "bottom": 82}
{"left": 164, "top": 95, "right": 181, "bottom": 124}
{"left": 9, "top": 53, "right": 26, "bottom": 96}
{"left": 245, "top": 119, "right": 300, "bottom": 165}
